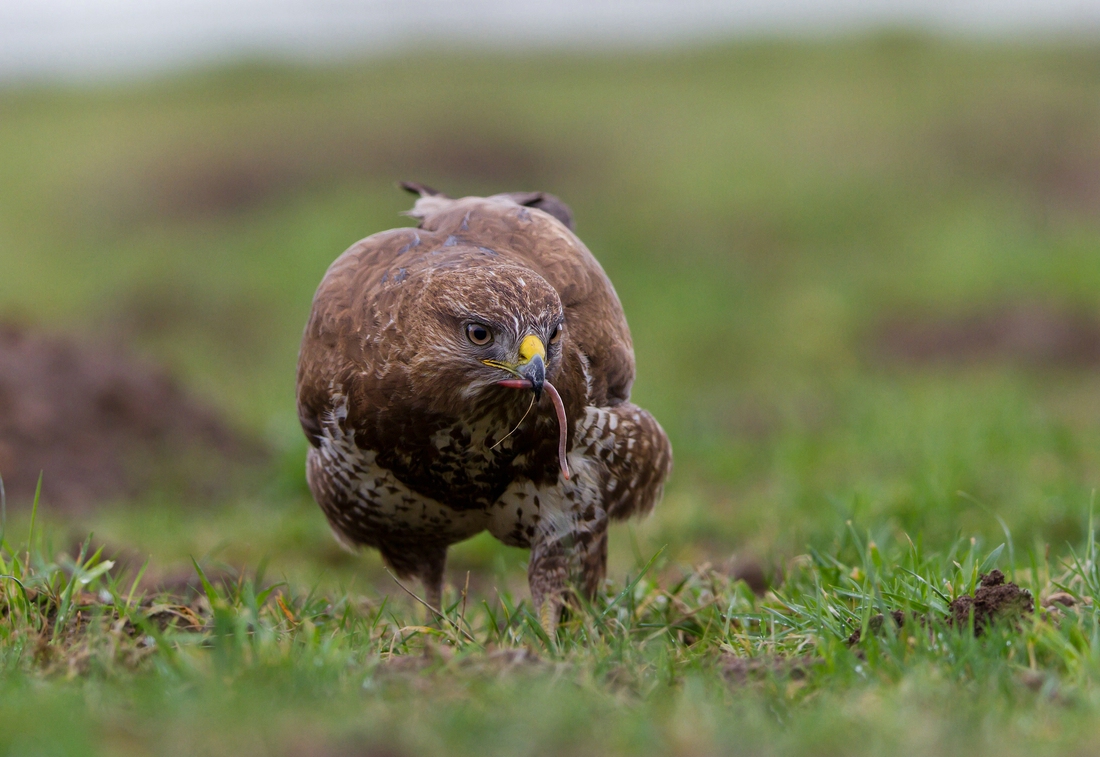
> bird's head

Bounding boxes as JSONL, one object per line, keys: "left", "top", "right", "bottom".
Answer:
{"left": 407, "top": 262, "right": 565, "bottom": 410}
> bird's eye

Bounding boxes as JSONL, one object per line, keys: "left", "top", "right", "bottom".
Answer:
{"left": 466, "top": 323, "right": 493, "bottom": 345}
{"left": 549, "top": 324, "right": 563, "bottom": 344}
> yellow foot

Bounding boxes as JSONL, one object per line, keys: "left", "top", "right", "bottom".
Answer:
{"left": 539, "top": 602, "right": 560, "bottom": 637}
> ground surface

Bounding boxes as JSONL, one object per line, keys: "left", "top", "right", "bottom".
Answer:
{"left": 3, "top": 36, "right": 1100, "bottom": 756}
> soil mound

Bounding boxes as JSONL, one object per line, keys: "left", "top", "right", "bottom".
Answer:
{"left": 948, "top": 569, "right": 1034, "bottom": 634}
{"left": 848, "top": 570, "right": 1033, "bottom": 644}
{"left": 0, "top": 323, "right": 266, "bottom": 512}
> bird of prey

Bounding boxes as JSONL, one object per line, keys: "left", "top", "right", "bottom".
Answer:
{"left": 296, "top": 184, "right": 672, "bottom": 627}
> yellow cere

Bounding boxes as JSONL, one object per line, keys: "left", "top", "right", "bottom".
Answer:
{"left": 518, "top": 335, "right": 546, "bottom": 364}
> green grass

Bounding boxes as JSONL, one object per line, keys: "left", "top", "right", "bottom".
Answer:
{"left": 4, "top": 485, "right": 1100, "bottom": 756}
{"left": 3, "top": 34, "right": 1100, "bottom": 754}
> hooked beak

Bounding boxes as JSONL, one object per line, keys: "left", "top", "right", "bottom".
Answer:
{"left": 484, "top": 334, "right": 546, "bottom": 399}
{"left": 521, "top": 353, "right": 545, "bottom": 400}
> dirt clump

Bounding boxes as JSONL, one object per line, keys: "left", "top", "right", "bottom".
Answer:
{"left": 948, "top": 569, "right": 1033, "bottom": 634}
{"left": 0, "top": 323, "right": 266, "bottom": 512}
{"left": 848, "top": 570, "right": 1033, "bottom": 645}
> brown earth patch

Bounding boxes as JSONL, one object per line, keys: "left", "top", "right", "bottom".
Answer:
{"left": 0, "top": 322, "right": 267, "bottom": 512}
{"left": 873, "top": 302, "right": 1100, "bottom": 368}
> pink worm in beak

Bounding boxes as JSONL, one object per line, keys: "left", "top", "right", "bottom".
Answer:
{"left": 496, "top": 378, "right": 571, "bottom": 480}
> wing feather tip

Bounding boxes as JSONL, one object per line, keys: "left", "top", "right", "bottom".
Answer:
{"left": 398, "top": 181, "right": 442, "bottom": 197}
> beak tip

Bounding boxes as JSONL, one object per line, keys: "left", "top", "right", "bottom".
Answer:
{"left": 521, "top": 353, "right": 546, "bottom": 399}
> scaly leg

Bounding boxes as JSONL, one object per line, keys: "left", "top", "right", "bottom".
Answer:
{"left": 529, "top": 536, "right": 569, "bottom": 633}
{"left": 528, "top": 502, "right": 609, "bottom": 632}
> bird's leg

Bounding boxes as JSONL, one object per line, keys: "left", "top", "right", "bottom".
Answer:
{"left": 528, "top": 537, "right": 569, "bottom": 634}
{"left": 577, "top": 527, "right": 609, "bottom": 600}
{"left": 528, "top": 502, "right": 609, "bottom": 633}
{"left": 417, "top": 547, "right": 448, "bottom": 624}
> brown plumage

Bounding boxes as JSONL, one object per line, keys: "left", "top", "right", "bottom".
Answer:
{"left": 296, "top": 184, "right": 672, "bottom": 626}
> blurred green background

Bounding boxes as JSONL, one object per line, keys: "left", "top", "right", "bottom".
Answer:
{"left": 3, "top": 36, "right": 1100, "bottom": 593}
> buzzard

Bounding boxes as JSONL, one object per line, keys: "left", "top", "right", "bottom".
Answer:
{"left": 296, "top": 184, "right": 672, "bottom": 627}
